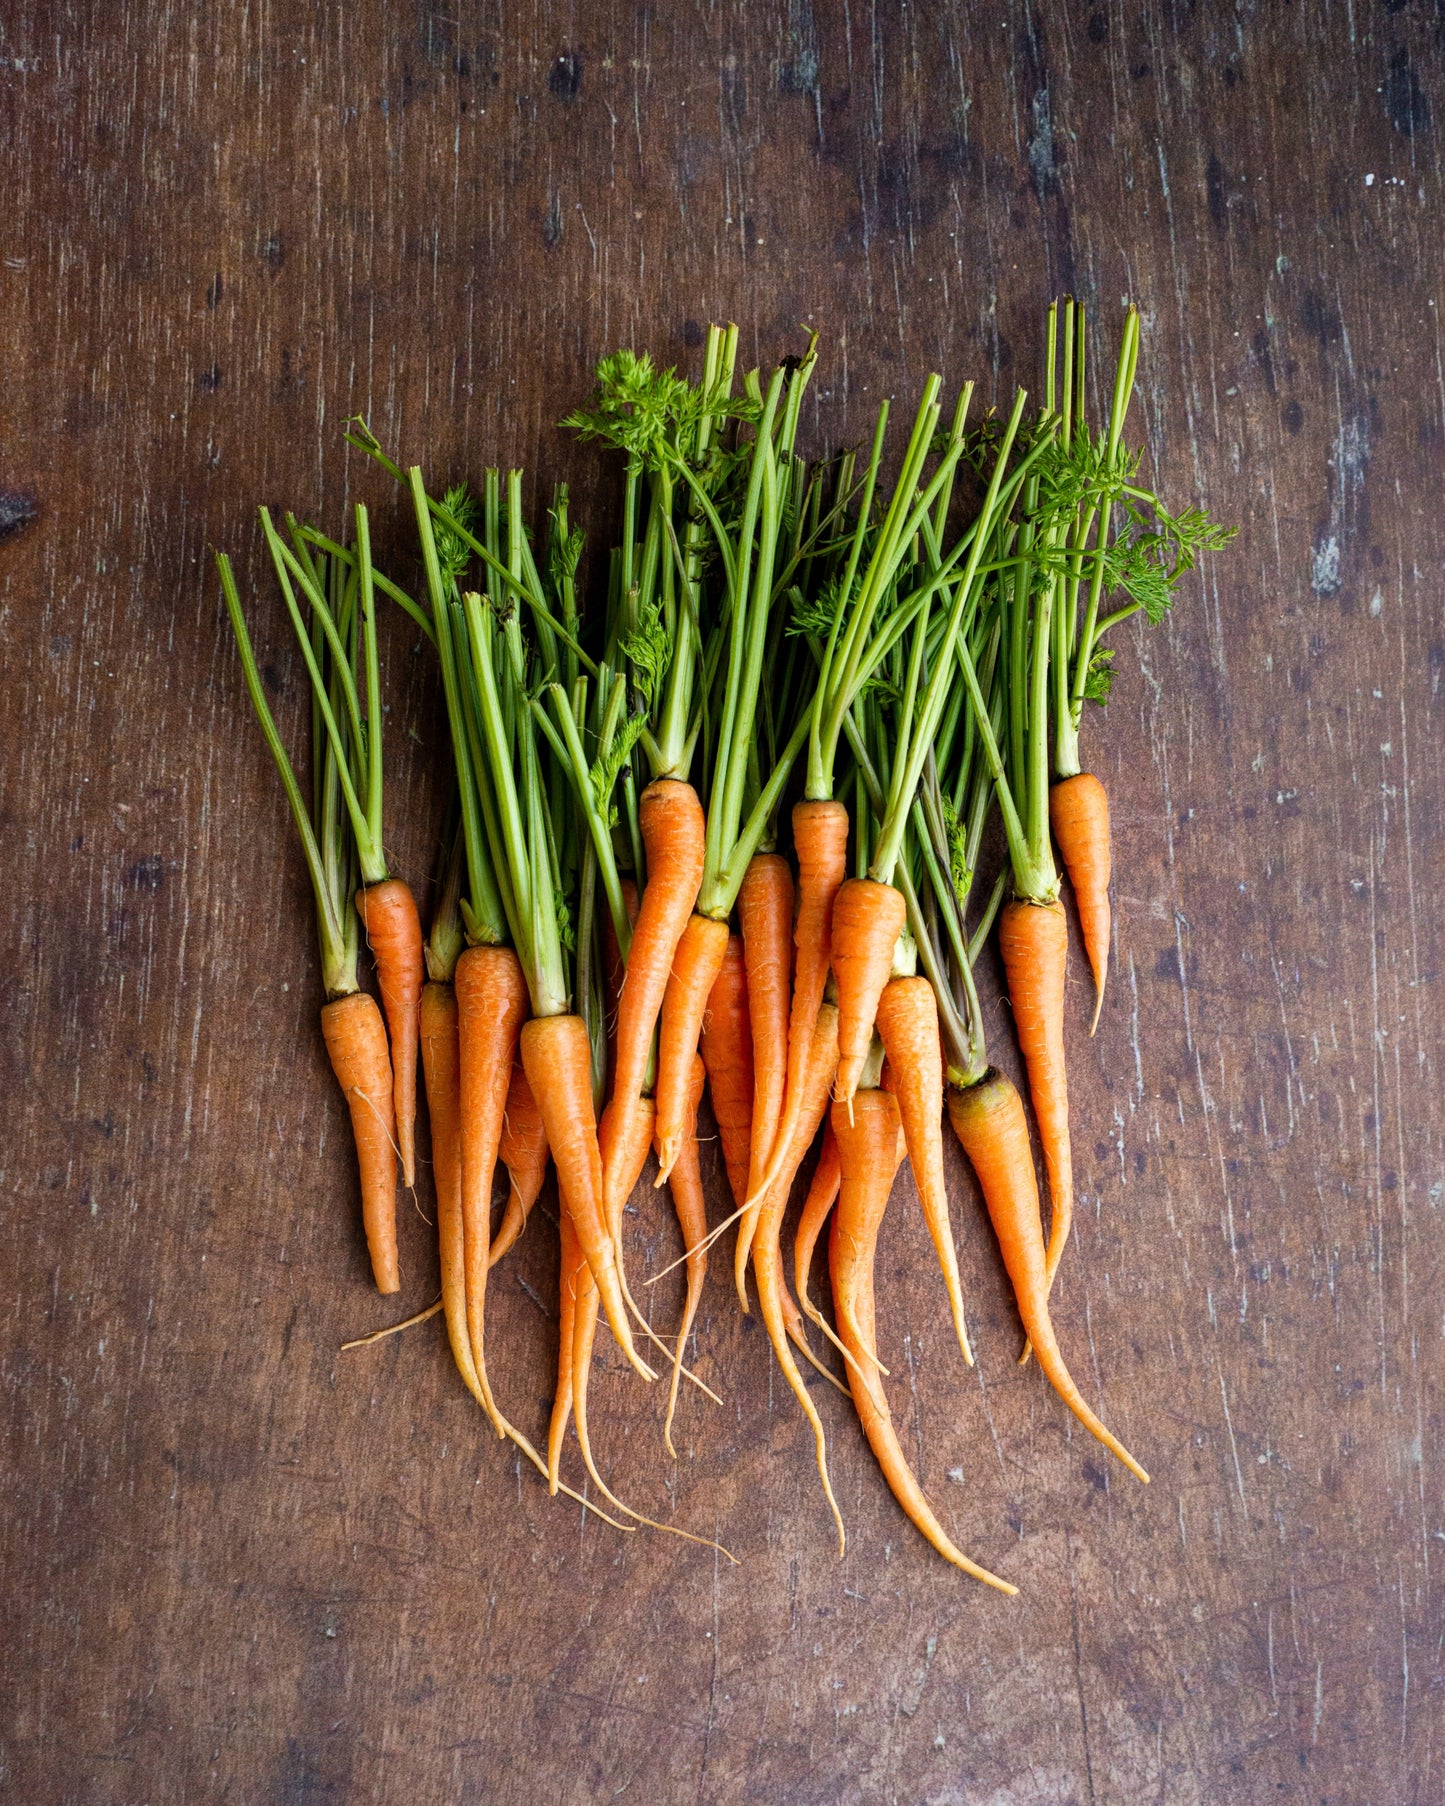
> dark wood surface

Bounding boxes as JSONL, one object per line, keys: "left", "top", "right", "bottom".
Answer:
{"left": 4, "top": 3, "right": 1442, "bottom": 1800}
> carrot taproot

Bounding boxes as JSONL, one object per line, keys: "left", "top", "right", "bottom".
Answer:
{"left": 653, "top": 913, "right": 730, "bottom": 1181}
{"left": 947, "top": 1070, "right": 1148, "bottom": 1483}
{"left": 830, "top": 877, "right": 907, "bottom": 1111}
{"left": 742, "top": 798, "right": 849, "bottom": 1231}
{"left": 875, "top": 976, "right": 973, "bottom": 1365}
{"left": 548, "top": 1196, "right": 585, "bottom": 1491}
{"left": 829, "top": 1087, "right": 1017, "bottom": 1592}
{"left": 454, "top": 945, "right": 529, "bottom": 1408}
{"left": 997, "top": 897, "right": 1073, "bottom": 1294}
{"left": 419, "top": 980, "right": 489, "bottom": 1411}
{"left": 520, "top": 1014, "right": 654, "bottom": 1382}
{"left": 793, "top": 1118, "right": 840, "bottom": 1329}
{"left": 320, "top": 990, "right": 399, "bottom": 1294}
{"left": 752, "top": 1000, "right": 846, "bottom": 1553}
{"left": 355, "top": 878, "right": 424, "bottom": 1188}
{"left": 605, "top": 780, "right": 706, "bottom": 1236}
{"left": 698, "top": 934, "right": 753, "bottom": 1219}
{"left": 490, "top": 1059, "right": 549, "bottom": 1267}
{"left": 735, "top": 852, "right": 794, "bottom": 1304}
{"left": 661, "top": 1055, "right": 709, "bottom": 1456}
{"left": 1051, "top": 772, "right": 1112, "bottom": 1035}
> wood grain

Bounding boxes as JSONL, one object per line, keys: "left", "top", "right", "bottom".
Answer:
{"left": 3, "top": 2, "right": 1442, "bottom": 1799}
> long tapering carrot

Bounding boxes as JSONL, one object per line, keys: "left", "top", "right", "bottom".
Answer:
{"left": 490, "top": 1060, "right": 549, "bottom": 1267}
{"left": 320, "top": 990, "right": 398, "bottom": 1294}
{"left": 875, "top": 976, "right": 973, "bottom": 1365}
{"left": 998, "top": 897, "right": 1073, "bottom": 1292}
{"left": 605, "top": 780, "right": 706, "bottom": 1235}
{"left": 548, "top": 1197, "right": 585, "bottom": 1490}
{"left": 743, "top": 799, "right": 849, "bottom": 1229}
{"left": 419, "top": 981, "right": 489, "bottom": 1411}
{"left": 653, "top": 913, "right": 731, "bottom": 1181}
{"left": 735, "top": 852, "right": 794, "bottom": 1304}
{"left": 698, "top": 934, "right": 753, "bottom": 1218}
{"left": 829, "top": 1088, "right": 1017, "bottom": 1592}
{"left": 947, "top": 1071, "right": 1148, "bottom": 1483}
{"left": 793, "top": 1119, "right": 841, "bottom": 1329}
{"left": 356, "top": 878, "right": 424, "bottom": 1188}
{"left": 455, "top": 945, "right": 529, "bottom": 1406}
{"left": 661, "top": 1056, "right": 709, "bottom": 1456}
{"left": 830, "top": 877, "right": 907, "bottom": 1110}
{"left": 1051, "top": 772, "right": 1112, "bottom": 1035}
{"left": 520, "top": 1014, "right": 654, "bottom": 1382}
{"left": 752, "top": 1001, "right": 846, "bottom": 1553}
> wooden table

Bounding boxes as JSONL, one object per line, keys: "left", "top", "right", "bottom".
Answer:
{"left": 5, "top": 4, "right": 1439, "bottom": 1799}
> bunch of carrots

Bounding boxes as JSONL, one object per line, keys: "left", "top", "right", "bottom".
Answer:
{"left": 220, "top": 302, "right": 1231, "bottom": 1590}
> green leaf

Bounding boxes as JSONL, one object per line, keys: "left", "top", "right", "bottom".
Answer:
{"left": 588, "top": 710, "right": 647, "bottom": 827}
{"left": 1083, "top": 645, "right": 1116, "bottom": 705}
{"left": 941, "top": 791, "right": 973, "bottom": 909}
{"left": 619, "top": 595, "right": 669, "bottom": 709}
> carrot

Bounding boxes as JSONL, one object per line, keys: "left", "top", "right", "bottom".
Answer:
{"left": 698, "top": 933, "right": 753, "bottom": 1219}
{"left": 653, "top": 913, "right": 730, "bottom": 1181}
{"left": 792, "top": 1118, "right": 840, "bottom": 1329}
{"left": 454, "top": 945, "right": 529, "bottom": 1405}
{"left": 752, "top": 1000, "right": 846, "bottom": 1553}
{"left": 735, "top": 852, "right": 794, "bottom": 1305}
{"left": 355, "top": 879, "right": 425, "bottom": 1187}
{"left": 830, "top": 877, "right": 907, "bottom": 1111}
{"left": 520, "top": 1014, "right": 654, "bottom": 1382}
{"left": 419, "top": 981, "right": 489, "bottom": 1411}
{"left": 605, "top": 779, "right": 705, "bottom": 1238}
{"left": 875, "top": 976, "right": 973, "bottom": 1365}
{"left": 742, "top": 798, "right": 849, "bottom": 1231}
{"left": 548, "top": 1196, "right": 585, "bottom": 1491}
{"left": 320, "top": 991, "right": 399, "bottom": 1294}
{"left": 490, "top": 1059, "right": 549, "bottom": 1267}
{"left": 1050, "top": 772, "right": 1111, "bottom": 1034}
{"left": 997, "top": 898, "right": 1073, "bottom": 1294}
{"left": 829, "top": 1087, "right": 1017, "bottom": 1592}
{"left": 947, "top": 1070, "right": 1148, "bottom": 1483}
{"left": 660, "top": 1055, "right": 709, "bottom": 1456}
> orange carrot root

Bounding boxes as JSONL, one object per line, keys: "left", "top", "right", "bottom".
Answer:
{"left": 455, "top": 945, "right": 529, "bottom": 1430}
{"left": 491, "top": 1059, "right": 550, "bottom": 1267}
{"left": 875, "top": 977, "right": 972, "bottom": 1365}
{"left": 605, "top": 779, "right": 705, "bottom": 1234}
{"left": 736, "top": 852, "right": 795, "bottom": 1304}
{"left": 661, "top": 1056, "right": 709, "bottom": 1456}
{"left": 830, "top": 877, "right": 907, "bottom": 1109}
{"left": 998, "top": 897, "right": 1073, "bottom": 1293}
{"left": 420, "top": 981, "right": 488, "bottom": 1408}
{"left": 743, "top": 799, "right": 849, "bottom": 1234}
{"left": 948, "top": 1071, "right": 1148, "bottom": 1484}
{"left": 1051, "top": 772, "right": 1112, "bottom": 1035}
{"left": 521, "top": 1014, "right": 654, "bottom": 1382}
{"left": 320, "top": 990, "right": 399, "bottom": 1294}
{"left": 831, "top": 1089, "right": 1017, "bottom": 1592}
{"left": 654, "top": 913, "right": 731, "bottom": 1181}
{"left": 752, "top": 1001, "right": 846, "bottom": 1553}
{"left": 356, "top": 879, "right": 424, "bottom": 1188}
{"left": 699, "top": 934, "right": 754, "bottom": 1216}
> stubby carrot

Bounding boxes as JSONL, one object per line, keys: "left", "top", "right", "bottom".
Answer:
{"left": 1050, "top": 772, "right": 1111, "bottom": 1034}
{"left": 875, "top": 976, "right": 972, "bottom": 1364}
{"left": 490, "top": 1059, "right": 549, "bottom": 1267}
{"left": 948, "top": 1070, "right": 1148, "bottom": 1483}
{"left": 830, "top": 1088, "right": 1016, "bottom": 1591}
{"left": 829, "top": 877, "right": 907, "bottom": 1112}
{"left": 320, "top": 991, "right": 399, "bottom": 1294}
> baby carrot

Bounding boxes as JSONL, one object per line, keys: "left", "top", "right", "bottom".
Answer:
{"left": 829, "top": 877, "right": 907, "bottom": 1112}
{"left": 830, "top": 1089, "right": 1016, "bottom": 1592}
{"left": 735, "top": 852, "right": 795, "bottom": 1304}
{"left": 355, "top": 878, "right": 425, "bottom": 1187}
{"left": 320, "top": 991, "right": 399, "bottom": 1295}
{"left": 1050, "top": 772, "right": 1112, "bottom": 1034}
{"left": 490, "top": 1059, "right": 549, "bottom": 1267}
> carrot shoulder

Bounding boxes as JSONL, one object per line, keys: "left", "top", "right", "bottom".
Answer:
{"left": 320, "top": 991, "right": 399, "bottom": 1294}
